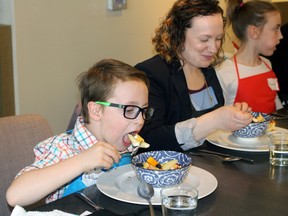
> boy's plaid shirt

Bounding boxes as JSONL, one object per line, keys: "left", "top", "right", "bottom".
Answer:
{"left": 17, "top": 116, "right": 101, "bottom": 203}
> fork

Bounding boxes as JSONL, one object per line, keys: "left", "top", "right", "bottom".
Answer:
{"left": 119, "top": 145, "right": 140, "bottom": 156}
{"left": 189, "top": 149, "right": 254, "bottom": 163}
{"left": 189, "top": 152, "right": 242, "bottom": 162}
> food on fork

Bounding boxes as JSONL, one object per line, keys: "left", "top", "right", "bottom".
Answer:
{"left": 252, "top": 113, "right": 265, "bottom": 123}
{"left": 250, "top": 112, "right": 276, "bottom": 132}
{"left": 128, "top": 134, "right": 150, "bottom": 149}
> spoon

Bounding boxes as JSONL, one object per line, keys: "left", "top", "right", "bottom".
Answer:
{"left": 137, "top": 181, "right": 156, "bottom": 216}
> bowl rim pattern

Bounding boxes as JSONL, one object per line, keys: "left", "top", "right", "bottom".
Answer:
{"left": 131, "top": 150, "right": 192, "bottom": 171}
{"left": 232, "top": 112, "right": 270, "bottom": 138}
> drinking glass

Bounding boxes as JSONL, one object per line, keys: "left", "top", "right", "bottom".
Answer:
{"left": 160, "top": 185, "right": 198, "bottom": 216}
{"left": 269, "top": 132, "right": 288, "bottom": 166}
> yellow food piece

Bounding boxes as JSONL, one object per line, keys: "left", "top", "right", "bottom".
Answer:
{"left": 134, "top": 134, "right": 144, "bottom": 142}
{"left": 161, "top": 159, "right": 178, "bottom": 170}
{"left": 143, "top": 162, "right": 150, "bottom": 169}
{"left": 143, "top": 162, "right": 160, "bottom": 170}
{"left": 266, "top": 120, "right": 276, "bottom": 132}
{"left": 127, "top": 134, "right": 150, "bottom": 148}
{"left": 140, "top": 158, "right": 182, "bottom": 170}
{"left": 252, "top": 113, "right": 265, "bottom": 123}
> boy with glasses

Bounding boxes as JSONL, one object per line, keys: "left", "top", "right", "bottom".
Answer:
{"left": 6, "top": 59, "right": 153, "bottom": 207}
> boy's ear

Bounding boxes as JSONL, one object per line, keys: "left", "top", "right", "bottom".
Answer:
{"left": 87, "top": 101, "right": 102, "bottom": 121}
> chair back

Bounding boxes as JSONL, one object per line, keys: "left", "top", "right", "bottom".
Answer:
{"left": 0, "top": 114, "right": 53, "bottom": 215}
{"left": 66, "top": 102, "right": 82, "bottom": 131}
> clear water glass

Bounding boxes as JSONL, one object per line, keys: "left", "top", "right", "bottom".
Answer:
{"left": 269, "top": 132, "right": 288, "bottom": 166}
{"left": 161, "top": 185, "right": 198, "bottom": 216}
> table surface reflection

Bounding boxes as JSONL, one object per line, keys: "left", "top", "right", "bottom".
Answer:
{"left": 35, "top": 110, "right": 288, "bottom": 216}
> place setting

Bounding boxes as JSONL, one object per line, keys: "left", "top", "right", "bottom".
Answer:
{"left": 206, "top": 112, "right": 288, "bottom": 152}
{"left": 96, "top": 150, "right": 218, "bottom": 215}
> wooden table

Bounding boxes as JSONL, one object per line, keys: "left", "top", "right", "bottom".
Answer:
{"left": 35, "top": 113, "right": 288, "bottom": 216}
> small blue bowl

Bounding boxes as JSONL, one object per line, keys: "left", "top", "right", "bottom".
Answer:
{"left": 132, "top": 150, "right": 192, "bottom": 188}
{"left": 233, "top": 112, "right": 270, "bottom": 139}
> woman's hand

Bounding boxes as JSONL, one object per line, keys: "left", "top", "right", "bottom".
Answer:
{"left": 193, "top": 105, "right": 253, "bottom": 140}
{"left": 213, "top": 105, "right": 252, "bottom": 131}
{"left": 233, "top": 102, "right": 252, "bottom": 112}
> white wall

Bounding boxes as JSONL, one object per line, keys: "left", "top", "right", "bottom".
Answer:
{"left": 11, "top": 0, "right": 176, "bottom": 134}
{"left": 1, "top": 0, "right": 230, "bottom": 134}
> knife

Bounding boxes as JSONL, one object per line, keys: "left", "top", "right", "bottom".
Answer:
{"left": 195, "top": 149, "right": 254, "bottom": 163}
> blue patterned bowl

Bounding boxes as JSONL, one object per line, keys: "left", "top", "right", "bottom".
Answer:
{"left": 131, "top": 150, "right": 192, "bottom": 188}
{"left": 232, "top": 112, "right": 270, "bottom": 139}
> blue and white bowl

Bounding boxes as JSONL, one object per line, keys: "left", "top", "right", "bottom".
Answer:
{"left": 132, "top": 150, "right": 192, "bottom": 188}
{"left": 232, "top": 112, "right": 270, "bottom": 139}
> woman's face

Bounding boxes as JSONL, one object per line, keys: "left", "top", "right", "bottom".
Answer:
{"left": 94, "top": 80, "right": 149, "bottom": 151}
{"left": 181, "top": 13, "right": 224, "bottom": 69}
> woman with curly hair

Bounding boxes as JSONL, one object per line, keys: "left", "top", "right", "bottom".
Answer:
{"left": 135, "top": 0, "right": 252, "bottom": 152}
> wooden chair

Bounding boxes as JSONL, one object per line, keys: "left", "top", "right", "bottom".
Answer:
{"left": 0, "top": 114, "right": 53, "bottom": 215}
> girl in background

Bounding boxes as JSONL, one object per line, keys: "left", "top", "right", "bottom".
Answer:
{"left": 216, "top": 0, "right": 283, "bottom": 113}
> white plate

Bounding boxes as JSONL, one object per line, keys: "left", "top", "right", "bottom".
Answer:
{"left": 96, "top": 164, "right": 217, "bottom": 205}
{"left": 207, "top": 127, "right": 288, "bottom": 152}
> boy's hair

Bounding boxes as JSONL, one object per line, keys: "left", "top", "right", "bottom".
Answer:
{"left": 226, "top": 0, "right": 279, "bottom": 42}
{"left": 152, "top": 0, "right": 225, "bottom": 66}
{"left": 76, "top": 59, "right": 149, "bottom": 123}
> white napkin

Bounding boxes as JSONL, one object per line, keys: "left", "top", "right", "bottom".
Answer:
{"left": 11, "top": 205, "right": 92, "bottom": 216}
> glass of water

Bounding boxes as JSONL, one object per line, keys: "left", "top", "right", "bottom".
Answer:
{"left": 160, "top": 185, "right": 198, "bottom": 216}
{"left": 269, "top": 132, "right": 288, "bottom": 166}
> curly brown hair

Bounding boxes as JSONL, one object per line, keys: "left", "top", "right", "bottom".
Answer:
{"left": 152, "top": 0, "right": 225, "bottom": 66}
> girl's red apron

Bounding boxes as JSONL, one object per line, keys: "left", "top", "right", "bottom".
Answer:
{"left": 233, "top": 55, "right": 279, "bottom": 113}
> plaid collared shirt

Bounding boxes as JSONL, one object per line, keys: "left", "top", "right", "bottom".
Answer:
{"left": 17, "top": 116, "right": 102, "bottom": 203}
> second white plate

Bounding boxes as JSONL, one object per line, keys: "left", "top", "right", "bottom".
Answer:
{"left": 207, "top": 127, "right": 288, "bottom": 152}
{"left": 97, "top": 164, "right": 217, "bottom": 205}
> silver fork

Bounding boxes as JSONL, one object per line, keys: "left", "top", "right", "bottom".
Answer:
{"left": 75, "top": 192, "right": 103, "bottom": 211}
{"left": 189, "top": 150, "right": 254, "bottom": 163}
{"left": 189, "top": 152, "right": 242, "bottom": 162}
{"left": 119, "top": 145, "right": 140, "bottom": 156}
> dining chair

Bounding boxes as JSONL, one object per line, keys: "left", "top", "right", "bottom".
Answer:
{"left": 66, "top": 102, "right": 82, "bottom": 131}
{"left": 0, "top": 114, "right": 53, "bottom": 215}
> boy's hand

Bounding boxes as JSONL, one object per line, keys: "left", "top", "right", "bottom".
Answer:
{"left": 80, "top": 141, "right": 121, "bottom": 172}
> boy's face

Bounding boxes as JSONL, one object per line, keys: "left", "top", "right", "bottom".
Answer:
{"left": 93, "top": 80, "right": 149, "bottom": 151}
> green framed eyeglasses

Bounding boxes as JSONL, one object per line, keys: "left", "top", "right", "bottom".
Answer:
{"left": 95, "top": 101, "right": 154, "bottom": 120}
